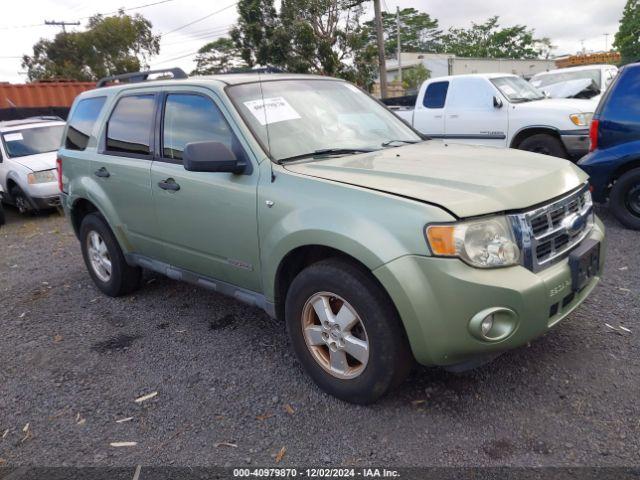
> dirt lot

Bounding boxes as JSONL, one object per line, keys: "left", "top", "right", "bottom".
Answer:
{"left": 0, "top": 205, "right": 638, "bottom": 467}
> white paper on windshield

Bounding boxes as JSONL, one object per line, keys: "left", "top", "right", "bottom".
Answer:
{"left": 243, "top": 97, "right": 301, "bottom": 126}
{"left": 4, "top": 132, "right": 23, "bottom": 142}
{"left": 501, "top": 85, "right": 517, "bottom": 96}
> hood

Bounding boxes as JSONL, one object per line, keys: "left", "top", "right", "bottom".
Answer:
{"left": 10, "top": 151, "right": 57, "bottom": 172}
{"left": 542, "top": 78, "right": 596, "bottom": 99}
{"left": 283, "top": 142, "right": 588, "bottom": 218}
{"left": 514, "top": 97, "right": 598, "bottom": 113}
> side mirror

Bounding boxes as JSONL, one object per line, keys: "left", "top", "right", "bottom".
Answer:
{"left": 493, "top": 96, "right": 503, "bottom": 108}
{"left": 183, "top": 141, "right": 246, "bottom": 174}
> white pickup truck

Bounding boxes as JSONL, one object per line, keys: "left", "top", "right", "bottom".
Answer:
{"left": 392, "top": 73, "right": 597, "bottom": 160}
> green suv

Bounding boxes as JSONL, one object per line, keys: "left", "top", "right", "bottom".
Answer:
{"left": 58, "top": 69, "right": 605, "bottom": 404}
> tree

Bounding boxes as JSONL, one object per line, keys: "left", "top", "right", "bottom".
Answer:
{"left": 230, "top": 0, "right": 280, "bottom": 68}
{"left": 614, "top": 0, "right": 640, "bottom": 65}
{"left": 402, "top": 64, "right": 430, "bottom": 91}
{"left": 534, "top": 37, "right": 556, "bottom": 59}
{"left": 364, "top": 7, "right": 442, "bottom": 55}
{"left": 192, "top": 37, "right": 246, "bottom": 75}
{"left": 440, "top": 16, "right": 541, "bottom": 59}
{"left": 227, "top": 0, "right": 377, "bottom": 88}
{"left": 22, "top": 13, "right": 160, "bottom": 81}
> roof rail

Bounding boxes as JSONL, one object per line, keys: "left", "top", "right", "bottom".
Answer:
{"left": 96, "top": 68, "right": 188, "bottom": 88}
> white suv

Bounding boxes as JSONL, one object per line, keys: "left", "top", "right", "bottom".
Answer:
{"left": 0, "top": 184, "right": 5, "bottom": 225}
{"left": 0, "top": 117, "right": 65, "bottom": 213}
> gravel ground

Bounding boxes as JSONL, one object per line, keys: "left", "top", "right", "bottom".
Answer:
{"left": 0, "top": 205, "right": 638, "bottom": 467}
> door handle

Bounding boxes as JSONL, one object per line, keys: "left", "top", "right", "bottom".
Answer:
{"left": 158, "top": 178, "right": 180, "bottom": 192}
{"left": 449, "top": 114, "right": 459, "bottom": 119}
{"left": 94, "top": 167, "right": 110, "bottom": 178}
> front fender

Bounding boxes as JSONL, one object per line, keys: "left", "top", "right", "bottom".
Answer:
{"left": 258, "top": 164, "right": 455, "bottom": 301}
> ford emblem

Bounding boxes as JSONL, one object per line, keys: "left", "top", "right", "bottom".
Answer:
{"left": 561, "top": 213, "right": 585, "bottom": 236}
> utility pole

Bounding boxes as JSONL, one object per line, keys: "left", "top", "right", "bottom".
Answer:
{"left": 603, "top": 33, "right": 610, "bottom": 51}
{"left": 373, "top": 0, "right": 388, "bottom": 99}
{"left": 45, "top": 20, "right": 80, "bottom": 33}
{"left": 396, "top": 6, "right": 402, "bottom": 86}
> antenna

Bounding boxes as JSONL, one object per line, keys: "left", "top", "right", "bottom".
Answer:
{"left": 257, "top": 70, "right": 275, "bottom": 182}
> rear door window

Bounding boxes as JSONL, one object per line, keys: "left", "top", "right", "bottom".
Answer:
{"left": 105, "top": 94, "right": 156, "bottom": 156}
{"left": 65, "top": 97, "right": 106, "bottom": 150}
{"left": 423, "top": 81, "right": 449, "bottom": 109}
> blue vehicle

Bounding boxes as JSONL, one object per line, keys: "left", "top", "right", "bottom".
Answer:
{"left": 579, "top": 62, "right": 640, "bottom": 230}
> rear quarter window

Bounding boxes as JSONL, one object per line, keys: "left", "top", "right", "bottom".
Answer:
{"left": 105, "top": 94, "right": 156, "bottom": 156}
{"left": 601, "top": 68, "right": 640, "bottom": 122}
{"left": 65, "top": 97, "right": 107, "bottom": 151}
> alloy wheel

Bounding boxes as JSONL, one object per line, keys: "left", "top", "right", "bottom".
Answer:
{"left": 15, "top": 195, "right": 29, "bottom": 214}
{"left": 301, "top": 292, "right": 369, "bottom": 380}
{"left": 87, "top": 231, "right": 112, "bottom": 282}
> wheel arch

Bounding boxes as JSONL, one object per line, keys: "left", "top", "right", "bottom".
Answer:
{"left": 69, "top": 197, "right": 102, "bottom": 239}
{"left": 613, "top": 158, "right": 640, "bottom": 182}
{"left": 510, "top": 126, "right": 562, "bottom": 149}
{"left": 272, "top": 244, "right": 386, "bottom": 323}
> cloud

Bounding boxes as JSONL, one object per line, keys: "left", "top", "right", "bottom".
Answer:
{"left": 0, "top": 0, "right": 627, "bottom": 83}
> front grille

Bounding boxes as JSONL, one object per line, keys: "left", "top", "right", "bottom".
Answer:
{"left": 509, "top": 184, "right": 594, "bottom": 272}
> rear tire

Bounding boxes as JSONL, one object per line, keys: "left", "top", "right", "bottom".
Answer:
{"left": 10, "top": 186, "right": 33, "bottom": 214}
{"left": 285, "top": 259, "right": 412, "bottom": 404}
{"left": 79, "top": 213, "right": 142, "bottom": 296}
{"left": 609, "top": 168, "right": 640, "bottom": 230}
{"left": 518, "top": 134, "right": 568, "bottom": 159}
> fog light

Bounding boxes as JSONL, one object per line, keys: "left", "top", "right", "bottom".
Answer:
{"left": 469, "top": 307, "right": 518, "bottom": 342}
{"left": 481, "top": 314, "right": 494, "bottom": 337}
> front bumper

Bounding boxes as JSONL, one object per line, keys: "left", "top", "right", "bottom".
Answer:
{"left": 30, "top": 195, "right": 61, "bottom": 209}
{"left": 374, "top": 217, "right": 605, "bottom": 367}
{"left": 560, "top": 129, "right": 590, "bottom": 159}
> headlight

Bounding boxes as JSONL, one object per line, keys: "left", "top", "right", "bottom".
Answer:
{"left": 569, "top": 113, "right": 593, "bottom": 127}
{"left": 27, "top": 169, "right": 57, "bottom": 184}
{"left": 426, "top": 216, "right": 520, "bottom": 268}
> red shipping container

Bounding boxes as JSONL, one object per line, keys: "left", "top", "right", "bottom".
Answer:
{"left": 0, "top": 82, "right": 96, "bottom": 109}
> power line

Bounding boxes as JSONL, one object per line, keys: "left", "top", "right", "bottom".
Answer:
{"left": 153, "top": 49, "right": 202, "bottom": 65}
{"left": 0, "top": 23, "right": 47, "bottom": 31}
{"left": 82, "top": 0, "right": 179, "bottom": 19}
{"left": 161, "top": 26, "right": 233, "bottom": 46}
{"left": 0, "top": 0, "right": 179, "bottom": 30}
{"left": 161, "top": 2, "right": 238, "bottom": 37}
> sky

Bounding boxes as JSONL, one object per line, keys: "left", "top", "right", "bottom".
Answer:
{"left": 0, "top": 0, "right": 627, "bottom": 83}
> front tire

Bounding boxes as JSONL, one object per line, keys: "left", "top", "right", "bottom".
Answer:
{"left": 10, "top": 186, "right": 32, "bottom": 214}
{"left": 609, "top": 168, "right": 640, "bottom": 230}
{"left": 285, "top": 259, "right": 412, "bottom": 404}
{"left": 517, "top": 134, "right": 568, "bottom": 159}
{"left": 79, "top": 213, "right": 142, "bottom": 296}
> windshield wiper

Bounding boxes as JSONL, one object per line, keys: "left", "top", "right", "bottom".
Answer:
{"left": 381, "top": 139, "right": 421, "bottom": 147}
{"left": 278, "top": 148, "right": 376, "bottom": 164}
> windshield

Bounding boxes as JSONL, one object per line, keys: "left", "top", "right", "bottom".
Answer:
{"left": 227, "top": 79, "right": 421, "bottom": 162}
{"left": 491, "top": 76, "right": 545, "bottom": 103}
{"left": 1, "top": 125, "right": 65, "bottom": 158}
{"left": 531, "top": 69, "right": 601, "bottom": 89}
